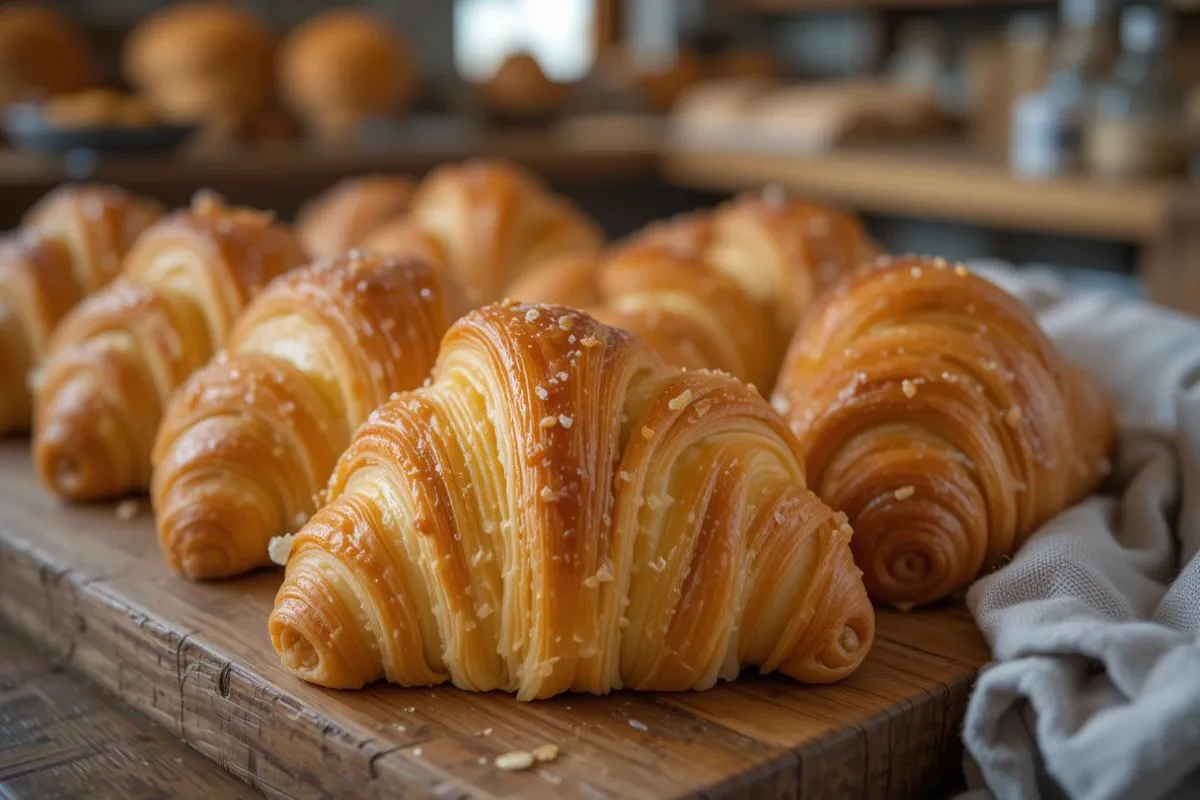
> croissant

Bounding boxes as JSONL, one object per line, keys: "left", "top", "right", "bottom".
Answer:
{"left": 294, "top": 175, "right": 415, "bottom": 259}
{"left": 0, "top": 185, "right": 162, "bottom": 435}
{"left": 772, "top": 255, "right": 1115, "bottom": 607}
{"left": 362, "top": 160, "right": 604, "bottom": 306}
{"left": 152, "top": 252, "right": 463, "bottom": 580}
{"left": 268, "top": 303, "right": 874, "bottom": 700}
{"left": 33, "top": 193, "right": 306, "bottom": 501}
{"left": 508, "top": 193, "right": 876, "bottom": 392}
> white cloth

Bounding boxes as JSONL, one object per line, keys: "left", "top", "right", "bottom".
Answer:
{"left": 955, "top": 261, "right": 1200, "bottom": 800}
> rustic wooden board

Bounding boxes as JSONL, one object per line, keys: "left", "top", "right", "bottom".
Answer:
{"left": 0, "top": 440, "right": 989, "bottom": 799}
{"left": 0, "top": 621, "right": 259, "bottom": 799}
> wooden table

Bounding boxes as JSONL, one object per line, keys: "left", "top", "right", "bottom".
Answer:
{"left": 0, "top": 623, "right": 258, "bottom": 799}
{"left": 0, "top": 440, "right": 990, "bottom": 799}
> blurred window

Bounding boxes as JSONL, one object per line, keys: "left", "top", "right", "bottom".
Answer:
{"left": 454, "top": 0, "right": 596, "bottom": 81}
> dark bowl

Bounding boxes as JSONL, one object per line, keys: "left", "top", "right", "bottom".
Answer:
{"left": 3, "top": 103, "right": 197, "bottom": 156}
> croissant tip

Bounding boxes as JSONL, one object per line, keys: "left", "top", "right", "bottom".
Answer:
{"left": 173, "top": 537, "right": 236, "bottom": 581}
{"left": 35, "top": 419, "right": 117, "bottom": 501}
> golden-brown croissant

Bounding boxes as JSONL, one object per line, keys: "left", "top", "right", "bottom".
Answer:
{"left": 294, "top": 175, "right": 415, "bottom": 259}
{"left": 772, "top": 255, "right": 1115, "bottom": 607}
{"left": 509, "top": 192, "right": 876, "bottom": 392}
{"left": 269, "top": 303, "right": 874, "bottom": 700}
{"left": 33, "top": 193, "right": 306, "bottom": 501}
{"left": 122, "top": 1, "right": 275, "bottom": 140}
{"left": 279, "top": 9, "right": 417, "bottom": 143}
{"left": 152, "top": 252, "right": 463, "bottom": 580}
{"left": 362, "top": 160, "right": 604, "bottom": 306}
{"left": 0, "top": 3, "right": 92, "bottom": 107}
{"left": 512, "top": 238, "right": 779, "bottom": 391}
{"left": 0, "top": 185, "right": 162, "bottom": 435}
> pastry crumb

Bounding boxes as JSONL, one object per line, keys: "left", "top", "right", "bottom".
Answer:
{"left": 668, "top": 389, "right": 693, "bottom": 411}
{"left": 1005, "top": 407, "right": 1023, "bottom": 426}
{"left": 557, "top": 315, "right": 574, "bottom": 331}
{"left": 901, "top": 380, "right": 918, "bottom": 399}
{"left": 893, "top": 486, "right": 916, "bottom": 500}
{"left": 539, "top": 416, "right": 558, "bottom": 428}
{"left": 641, "top": 426, "right": 655, "bottom": 440}
{"left": 580, "top": 336, "right": 600, "bottom": 348}
{"left": 115, "top": 499, "right": 140, "bottom": 521}
{"left": 496, "top": 751, "right": 535, "bottom": 771}
{"left": 628, "top": 719, "right": 649, "bottom": 732}
{"left": 267, "top": 534, "right": 295, "bottom": 566}
{"left": 524, "top": 308, "right": 541, "bottom": 322}
{"left": 532, "top": 744, "right": 559, "bottom": 763}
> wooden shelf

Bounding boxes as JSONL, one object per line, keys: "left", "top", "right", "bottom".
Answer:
{"left": 734, "top": 0, "right": 1051, "bottom": 11}
{"left": 734, "top": 0, "right": 1199, "bottom": 11}
{"left": 663, "top": 144, "right": 1188, "bottom": 242}
{"left": 0, "top": 121, "right": 661, "bottom": 191}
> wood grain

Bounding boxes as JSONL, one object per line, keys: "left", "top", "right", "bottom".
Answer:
{"left": 0, "top": 622, "right": 259, "bottom": 799}
{"left": 0, "top": 440, "right": 989, "bottom": 799}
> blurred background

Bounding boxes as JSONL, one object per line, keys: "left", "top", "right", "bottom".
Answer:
{"left": 1, "top": 0, "right": 1198, "bottom": 310}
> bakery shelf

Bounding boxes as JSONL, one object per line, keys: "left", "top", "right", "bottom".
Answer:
{"left": 733, "top": 0, "right": 1200, "bottom": 12}
{"left": 662, "top": 143, "right": 1181, "bottom": 241}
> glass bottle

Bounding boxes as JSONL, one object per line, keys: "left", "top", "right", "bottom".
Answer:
{"left": 1010, "top": 0, "right": 1117, "bottom": 177}
{"left": 1085, "top": 5, "right": 1189, "bottom": 181}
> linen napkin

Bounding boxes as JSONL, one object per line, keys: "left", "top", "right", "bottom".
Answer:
{"left": 954, "top": 261, "right": 1200, "bottom": 800}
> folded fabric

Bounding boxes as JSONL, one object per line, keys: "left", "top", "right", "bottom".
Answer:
{"left": 957, "top": 262, "right": 1200, "bottom": 800}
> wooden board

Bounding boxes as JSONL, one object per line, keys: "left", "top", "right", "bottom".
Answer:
{"left": 0, "top": 440, "right": 989, "bottom": 799}
{"left": 0, "top": 621, "right": 258, "bottom": 799}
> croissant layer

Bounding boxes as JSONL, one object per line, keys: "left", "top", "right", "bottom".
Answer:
{"left": 773, "top": 256, "right": 1115, "bottom": 606}
{"left": 152, "top": 252, "right": 462, "bottom": 579}
{"left": 0, "top": 185, "right": 162, "bottom": 434}
{"left": 363, "top": 160, "right": 604, "bottom": 307}
{"left": 269, "top": 303, "right": 874, "bottom": 700}
{"left": 33, "top": 195, "right": 306, "bottom": 501}
{"left": 509, "top": 193, "right": 875, "bottom": 393}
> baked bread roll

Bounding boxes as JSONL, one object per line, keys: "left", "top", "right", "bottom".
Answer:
{"left": 295, "top": 175, "right": 415, "bottom": 259}
{"left": 153, "top": 252, "right": 463, "bottom": 580}
{"left": 39, "top": 89, "right": 158, "bottom": 129}
{"left": 475, "top": 52, "right": 571, "bottom": 122}
{"left": 510, "top": 192, "right": 875, "bottom": 391}
{"left": 279, "top": 9, "right": 417, "bottom": 143}
{"left": 0, "top": 185, "right": 162, "bottom": 435}
{"left": 0, "top": 3, "right": 91, "bottom": 107}
{"left": 123, "top": 1, "right": 274, "bottom": 140}
{"left": 33, "top": 193, "right": 306, "bottom": 501}
{"left": 363, "top": 160, "right": 604, "bottom": 306}
{"left": 772, "top": 256, "right": 1115, "bottom": 607}
{"left": 269, "top": 303, "right": 873, "bottom": 699}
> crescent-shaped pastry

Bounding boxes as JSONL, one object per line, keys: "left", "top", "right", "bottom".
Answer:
{"left": 772, "top": 256, "right": 1115, "bottom": 606}
{"left": 362, "top": 160, "right": 604, "bottom": 307}
{"left": 509, "top": 192, "right": 876, "bottom": 392}
{"left": 32, "top": 192, "right": 306, "bottom": 501}
{"left": 294, "top": 175, "right": 416, "bottom": 259}
{"left": 0, "top": 185, "right": 162, "bottom": 434}
{"left": 152, "top": 251, "right": 464, "bottom": 580}
{"left": 269, "top": 303, "right": 874, "bottom": 700}
{"left": 122, "top": 1, "right": 274, "bottom": 140}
